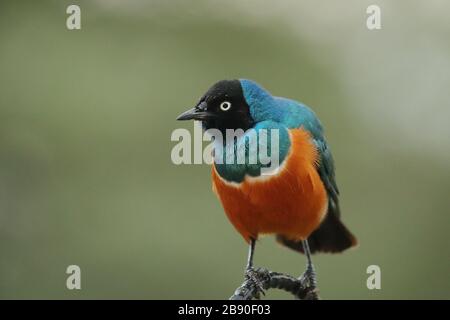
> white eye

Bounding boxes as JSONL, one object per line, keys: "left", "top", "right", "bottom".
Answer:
{"left": 220, "top": 101, "right": 232, "bottom": 111}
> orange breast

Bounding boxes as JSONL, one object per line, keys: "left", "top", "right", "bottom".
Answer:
{"left": 212, "top": 128, "right": 328, "bottom": 243}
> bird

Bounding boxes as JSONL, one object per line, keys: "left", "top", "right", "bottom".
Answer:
{"left": 177, "top": 79, "right": 357, "bottom": 293}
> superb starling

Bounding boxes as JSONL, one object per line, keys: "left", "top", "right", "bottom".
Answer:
{"left": 177, "top": 79, "right": 357, "bottom": 293}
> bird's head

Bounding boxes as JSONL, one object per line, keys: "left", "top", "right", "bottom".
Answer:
{"left": 177, "top": 79, "right": 274, "bottom": 133}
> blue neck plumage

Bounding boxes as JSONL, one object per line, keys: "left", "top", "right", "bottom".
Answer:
{"left": 240, "top": 79, "right": 283, "bottom": 123}
{"left": 212, "top": 79, "right": 291, "bottom": 183}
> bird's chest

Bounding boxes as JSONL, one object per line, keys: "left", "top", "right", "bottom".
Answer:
{"left": 211, "top": 129, "right": 328, "bottom": 241}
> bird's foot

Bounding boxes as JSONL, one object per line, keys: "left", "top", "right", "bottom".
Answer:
{"left": 244, "top": 267, "right": 266, "bottom": 299}
{"left": 300, "top": 266, "right": 317, "bottom": 288}
{"left": 299, "top": 266, "right": 319, "bottom": 300}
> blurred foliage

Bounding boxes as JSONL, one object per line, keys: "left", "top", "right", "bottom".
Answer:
{"left": 0, "top": 0, "right": 449, "bottom": 299}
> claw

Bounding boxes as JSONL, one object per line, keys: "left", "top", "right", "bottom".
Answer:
{"left": 299, "top": 267, "right": 319, "bottom": 300}
{"left": 245, "top": 268, "right": 266, "bottom": 298}
{"left": 300, "top": 267, "right": 317, "bottom": 288}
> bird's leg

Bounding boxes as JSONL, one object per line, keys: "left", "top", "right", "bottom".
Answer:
{"left": 244, "top": 238, "right": 265, "bottom": 297}
{"left": 300, "top": 239, "right": 318, "bottom": 290}
{"left": 246, "top": 237, "right": 256, "bottom": 270}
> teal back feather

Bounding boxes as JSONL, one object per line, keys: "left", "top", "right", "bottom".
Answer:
{"left": 240, "top": 79, "right": 324, "bottom": 136}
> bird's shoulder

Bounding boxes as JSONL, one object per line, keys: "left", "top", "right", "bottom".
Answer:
{"left": 273, "top": 96, "right": 339, "bottom": 205}
{"left": 273, "top": 97, "right": 323, "bottom": 136}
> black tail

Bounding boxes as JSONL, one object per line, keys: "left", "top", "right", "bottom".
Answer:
{"left": 276, "top": 206, "right": 357, "bottom": 254}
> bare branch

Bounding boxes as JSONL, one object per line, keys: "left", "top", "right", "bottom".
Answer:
{"left": 229, "top": 267, "right": 319, "bottom": 300}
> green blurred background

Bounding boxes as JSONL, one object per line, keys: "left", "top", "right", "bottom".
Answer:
{"left": 0, "top": 0, "right": 449, "bottom": 299}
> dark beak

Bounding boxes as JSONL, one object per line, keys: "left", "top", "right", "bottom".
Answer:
{"left": 176, "top": 107, "right": 201, "bottom": 121}
{"left": 176, "top": 101, "right": 214, "bottom": 121}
